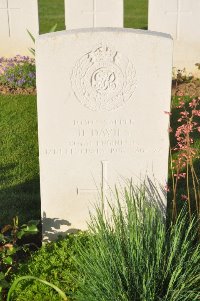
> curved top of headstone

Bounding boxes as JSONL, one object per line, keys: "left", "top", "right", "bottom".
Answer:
{"left": 36, "top": 28, "right": 173, "bottom": 41}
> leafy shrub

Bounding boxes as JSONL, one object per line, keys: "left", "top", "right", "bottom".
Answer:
{"left": 7, "top": 276, "right": 68, "bottom": 301}
{"left": 0, "top": 56, "right": 36, "bottom": 89}
{"left": 10, "top": 232, "right": 89, "bottom": 301}
{"left": 0, "top": 217, "right": 39, "bottom": 299}
{"left": 75, "top": 185, "right": 200, "bottom": 301}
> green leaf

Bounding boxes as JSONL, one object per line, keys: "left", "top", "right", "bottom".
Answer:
{"left": 0, "top": 272, "right": 6, "bottom": 281}
{"left": 26, "top": 225, "right": 38, "bottom": 233}
{"left": 27, "top": 220, "right": 40, "bottom": 226}
{"left": 7, "top": 276, "right": 68, "bottom": 301}
{"left": 3, "top": 256, "right": 13, "bottom": 265}
{"left": 28, "top": 48, "right": 35, "bottom": 56}
{"left": 0, "top": 233, "right": 5, "bottom": 242}
{"left": 49, "top": 23, "right": 57, "bottom": 33}
{"left": 7, "top": 246, "right": 18, "bottom": 256}
{"left": 27, "top": 29, "right": 35, "bottom": 43}
{"left": 17, "top": 230, "right": 25, "bottom": 239}
{"left": 27, "top": 30, "right": 36, "bottom": 56}
{"left": 17, "top": 224, "right": 38, "bottom": 239}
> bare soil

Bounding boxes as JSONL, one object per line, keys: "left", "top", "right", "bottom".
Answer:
{"left": 0, "top": 85, "right": 36, "bottom": 95}
{"left": 172, "top": 79, "right": 200, "bottom": 97}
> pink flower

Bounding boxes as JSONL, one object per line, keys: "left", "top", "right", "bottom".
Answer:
{"left": 180, "top": 111, "right": 189, "bottom": 116}
{"left": 192, "top": 110, "right": 200, "bottom": 117}
{"left": 189, "top": 99, "right": 197, "bottom": 108}
{"left": 176, "top": 101, "right": 185, "bottom": 108}
{"left": 181, "top": 194, "right": 188, "bottom": 200}
{"left": 174, "top": 173, "right": 186, "bottom": 179}
{"left": 180, "top": 173, "right": 187, "bottom": 178}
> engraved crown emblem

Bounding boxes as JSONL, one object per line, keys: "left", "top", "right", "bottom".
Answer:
{"left": 90, "top": 46, "right": 117, "bottom": 63}
{"left": 71, "top": 44, "right": 137, "bottom": 111}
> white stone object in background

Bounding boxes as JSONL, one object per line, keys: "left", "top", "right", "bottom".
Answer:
{"left": 65, "top": 0, "right": 124, "bottom": 29}
{"left": 36, "top": 29, "right": 173, "bottom": 240}
{"left": 0, "top": 0, "right": 39, "bottom": 57}
{"left": 148, "top": 0, "right": 200, "bottom": 77}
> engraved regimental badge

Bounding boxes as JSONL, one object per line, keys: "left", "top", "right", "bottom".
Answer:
{"left": 71, "top": 45, "right": 136, "bottom": 111}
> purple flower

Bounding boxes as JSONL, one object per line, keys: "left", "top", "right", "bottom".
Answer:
{"left": 7, "top": 62, "right": 15, "bottom": 67}
{"left": 28, "top": 72, "right": 35, "bottom": 79}
{"left": 17, "top": 79, "right": 24, "bottom": 86}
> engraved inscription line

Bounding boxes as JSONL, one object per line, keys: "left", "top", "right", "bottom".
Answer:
{"left": 0, "top": 0, "right": 20, "bottom": 37}
{"left": 165, "top": 0, "right": 192, "bottom": 40}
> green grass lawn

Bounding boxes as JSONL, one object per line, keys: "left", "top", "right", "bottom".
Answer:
{"left": 0, "top": 95, "right": 40, "bottom": 226}
{"left": 38, "top": 0, "right": 148, "bottom": 33}
{"left": 38, "top": 0, "right": 65, "bottom": 34}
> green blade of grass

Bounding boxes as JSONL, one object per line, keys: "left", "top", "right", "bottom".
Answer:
{"left": 7, "top": 276, "right": 68, "bottom": 301}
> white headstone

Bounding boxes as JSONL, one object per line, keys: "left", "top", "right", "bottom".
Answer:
{"left": 148, "top": 0, "right": 200, "bottom": 77}
{"left": 36, "top": 29, "right": 173, "bottom": 240}
{"left": 0, "top": 0, "right": 39, "bottom": 57}
{"left": 65, "top": 0, "right": 124, "bottom": 29}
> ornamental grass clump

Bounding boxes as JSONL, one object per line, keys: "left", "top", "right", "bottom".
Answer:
{"left": 75, "top": 184, "right": 200, "bottom": 301}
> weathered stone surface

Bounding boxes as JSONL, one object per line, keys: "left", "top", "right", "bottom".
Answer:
{"left": 0, "top": 0, "right": 39, "bottom": 57}
{"left": 148, "top": 0, "right": 200, "bottom": 77}
{"left": 36, "top": 28, "right": 173, "bottom": 240}
{"left": 65, "top": 0, "right": 123, "bottom": 29}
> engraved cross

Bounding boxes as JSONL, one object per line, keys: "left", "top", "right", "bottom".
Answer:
{"left": 0, "top": 0, "right": 20, "bottom": 37}
{"left": 165, "top": 0, "right": 192, "bottom": 40}
{"left": 82, "top": 0, "right": 107, "bottom": 27}
{"left": 77, "top": 161, "right": 109, "bottom": 200}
